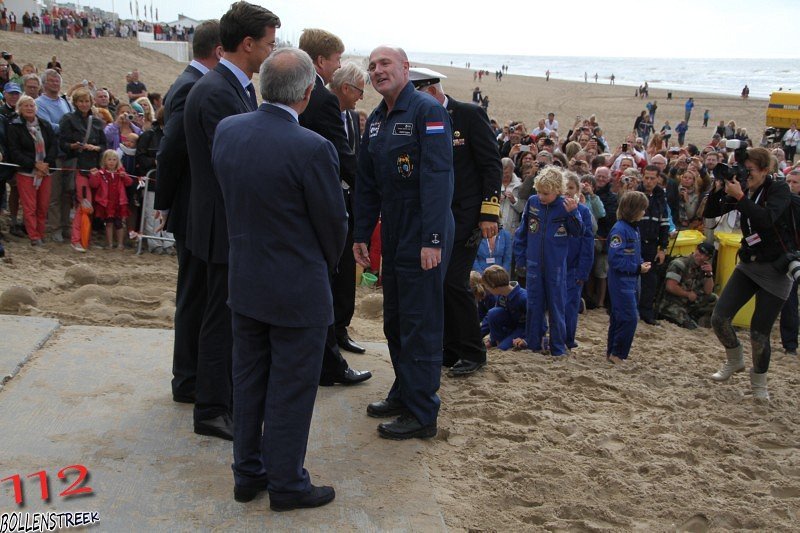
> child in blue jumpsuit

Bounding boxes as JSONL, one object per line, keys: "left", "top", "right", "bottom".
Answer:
{"left": 480, "top": 265, "right": 527, "bottom": 350}
{"left": 470, "top": 270, "right": 497, "bottom": 337}
{"left": 607, "top": 191, "right": 652, "bottom": 363}
{"left": 513, "top": 167, "right": 582, "bottom": 356}
{"left": 564, "top": 173, "right": 595, "bottom": 349}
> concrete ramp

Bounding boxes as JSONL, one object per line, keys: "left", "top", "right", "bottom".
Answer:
{"left": 0, "top": 317, "right": 445, "bottom": 531}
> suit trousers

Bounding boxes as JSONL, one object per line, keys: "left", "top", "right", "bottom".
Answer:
{"left": 171, "top": 237, "right": 207, "bottom": 400}
{"left": 332, "top": 189, "right": 356, "bottom": 339}
{"left": 193, "top": 260, "right": 232, "bottom": 422}
{"left": 443, "top": 237, "right": 486, "bottom": 366}
{"left": 231, "top": 311, "right": 324, "bottom": 496}
{"left": 638, "top": 242, "right": 659, "bottom": 320}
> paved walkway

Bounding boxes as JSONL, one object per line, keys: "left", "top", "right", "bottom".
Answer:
{"left": 0, "top": 315, "right": 445, "bottom": 531}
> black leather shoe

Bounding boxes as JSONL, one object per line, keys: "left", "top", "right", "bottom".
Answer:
{"left": 194, "top": 414, "right": 233, "bottom": 441}
{"left": 642, "top": 317, "right": 659, "bottom": 326}
{"left": 270, "top": 485, "right": 335, "bottom": 512}
{"left": 448, "top": 359, "right": 486, "bottom": 377}
{"left": 378, "top": 414, "right": 437, "bottom": 440}
{"left": 367, "top": 398, "right": 409, "bottom": 418}
{"left": 337, "top": 335, "right": 366, "bottom": 354}
{"left": 234, "top": 478, "right": 269, "bottom": 503}
{"left": 319, "top": 367, "right": 372, "bottom": 386}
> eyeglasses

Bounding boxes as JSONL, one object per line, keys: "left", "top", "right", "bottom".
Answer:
{"left": 346, "top": 83, "right": 364, "bottom": 97}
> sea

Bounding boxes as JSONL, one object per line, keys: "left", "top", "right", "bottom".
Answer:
{"left": 406, "top": 52, "right": 800, "bottom": 99}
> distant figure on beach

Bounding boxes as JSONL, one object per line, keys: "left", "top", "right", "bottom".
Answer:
{"left": 660, "top": 120, "right": 672, "bottom": 146}
{"left": 594, "top": 73, "right": 598, "bottom": 83}
{"left": 478, "top": 70, "right": 483, "bottom": 81}
{"left": 584, "top": 72, "right": 588, "bottom": 83}
{"left": 472, "top": 86, "right": 482, "bottom": 105}
{"left": 545, "top": 69, "right": 550, "bottom": 81}
{"left": 702, "top": 109, "right": 710, "bottom": 128}
{"left": 481, "top": 94, "right": 489, "bottom": 110}
{"left": 741, "top": 85, "right": 749, "bottom": 99}
{"left": 684, "top": 97, "right": 694, "bottom": 122}
{"left": 610, "top": 74, "right": 615, "bottom": 85}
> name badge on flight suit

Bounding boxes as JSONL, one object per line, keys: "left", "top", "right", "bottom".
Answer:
{"left": 369, "top": 121, "right": 381, "bottom": 138}
{"left": 745, "top": 233, "right": 761, "bottom": 246}
{"left": 393, "top": 123, "right": 413, "bottom": 136}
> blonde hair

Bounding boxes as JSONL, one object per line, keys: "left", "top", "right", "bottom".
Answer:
{"left": 15, "top": 94, "right": 36, "bottom": 114}
{"left": 135, "top": 96, "right": 154, "bottom": 122}
{"left": 71, "top": 87, "right": 92, "bottom": 106}
{"left": 534, "top": 165, "right": 566, "bottom": 195}
{"left": 469, "top": 271, "right": 487, "bottom": 300}
{"left": 101, "top": 149, "right": 122, "bottom": 170}
{"left": 481, "top": 265, "right": 510, "bottom": 289}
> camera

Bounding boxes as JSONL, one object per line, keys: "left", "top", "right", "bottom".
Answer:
{"left": 621, "top": 176, "right": 631, "bottom": 184}
{"left": 718, "top": 139, "right": 750, "bottom": 182}
{"left": 1, "top": 51, "right": 10, "bottom": 60}
{"left": 774, "top": 251, "right": 800, "bottom": 282}
{"left": 622, "top": 143, "right": 628, "bottom": 152}
{"left": 126, "top": 113, "right": 135, "bottom": 121}
{"left": 519, "top": 145, "right": 530, "bottom": 152}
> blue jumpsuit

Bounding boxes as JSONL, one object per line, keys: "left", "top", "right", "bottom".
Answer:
{"left": 353, "top": 82, "right": 454, "bottom": 426}
{"left": 487, "top": 283, "right": 527, "bottom": 350}
{"left": 514, "top": 195, "right": 582, "bottom": 356}
{"left": 607, "top": 220, "right": 643, "bottom": 360}
{"left": 565, "top": 203, "right": 595, "bottom": 348}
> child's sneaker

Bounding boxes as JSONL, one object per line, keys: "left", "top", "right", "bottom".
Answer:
{"left": 71, "top": 243, "right": 87, "bottom": 253}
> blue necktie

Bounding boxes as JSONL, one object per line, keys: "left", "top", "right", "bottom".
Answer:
{"left": 245, "top": 83, "right": 257, "bottom": 110}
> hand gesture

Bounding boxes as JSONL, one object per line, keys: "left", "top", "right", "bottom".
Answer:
{"left": 421, "top": 247, "right": 442, "bottom": 270}
{"left": 640, "top": 261, "right": 652, "bottom": 273}
{"left": 353, "top": 242, "right": 371, "bottom": 268}
{"left": 512, "top": 337, "right": 528, "bottom": 349}
{"left": 480, "top": 221, "right": 498, "bottom": 239}
{"left": 724, "top": 179, "right": 744, "bottom": 200}
{"left": 563, "top": 196, "right": 578, "bottom": 212}
{"left": 656, "top": 250, "right": 666, "bottom": 264}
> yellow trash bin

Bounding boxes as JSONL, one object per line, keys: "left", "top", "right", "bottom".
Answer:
{"left": 715, "top": 232, "right": 754, "bottom": 328}
{"left": 667, "top": 229, "right": 705, "bottom": 257}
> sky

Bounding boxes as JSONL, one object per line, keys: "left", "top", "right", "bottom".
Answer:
{"left": 92, "top": 0, "right": 799, "bottom": 59}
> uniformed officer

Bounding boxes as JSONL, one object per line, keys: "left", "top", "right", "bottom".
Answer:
{"left": 409, "top": 67, "right": 502, "bottom": 376}
{"left": 353, "top": 46, "right": 454, "bottom": 440}
{"left": 659, "top": 242, "right": 717, "bottom": 329}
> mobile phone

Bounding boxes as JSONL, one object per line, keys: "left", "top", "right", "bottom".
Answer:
{"left": 622, "top": 143, "right": 628, "bottom": 152}
{"left": 519, "top": 145, "right": 530, "bottom": 152}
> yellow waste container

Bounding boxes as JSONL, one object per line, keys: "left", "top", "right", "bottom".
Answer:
{"left": 668, "top": 229, "right": 705, "bottom": 257}
{"left": 715, "top": 232, "right": 754, "bottom": 328}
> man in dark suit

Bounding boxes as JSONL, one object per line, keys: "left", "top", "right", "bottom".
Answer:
{"left": 213, "top": 47, "right": 345, "bottom": 511}
{"left": 410, "top": 68, "right": 502, "bottom": 376}
{"left": 328, "top": 61, "right": 368, "bottom": 351}
{"left": 182, "top": 1, "right": 280, "bottom": 441}
{"left": 155, "top": 20, "right": 221, "bottom": 405}
{"left": 298, "top": 28, "right": 371, "bottom": 386}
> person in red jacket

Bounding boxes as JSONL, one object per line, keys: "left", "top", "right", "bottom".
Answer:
{"left": 89, "top": 150, "right": 134, "bottom": 249}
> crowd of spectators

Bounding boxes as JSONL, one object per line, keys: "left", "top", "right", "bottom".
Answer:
{"left": 0, "top": 5, "right": 139, "bottom": 41}
{"left": 0, "top": 45, "right": 171, "bottom": 258}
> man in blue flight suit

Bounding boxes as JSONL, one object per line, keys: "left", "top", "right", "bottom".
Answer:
{"left": 353, "top": 46, "right": 454, "bottom": 440}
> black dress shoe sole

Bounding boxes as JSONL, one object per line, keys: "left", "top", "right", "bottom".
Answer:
{"left": 194, "top": 424, "right": 233, "bottom": 441}
{"left": 173, "top": 394, "right": 195, "bottom": 404}
{"left": 378, "top": 425, "right": 438, "bottom": 440}
{"left": 319, "top": 372, "right": 372, "bottom": 387}
{"left": 366, "top": 405, "right": 410, "bottom": 418}
{"left": 269, "top": 489, "right": 335, "bottom": 512}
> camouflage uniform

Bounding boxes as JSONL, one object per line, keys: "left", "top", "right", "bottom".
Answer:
{"left": 659, "top": 255, "right": 717, "bottom": 328}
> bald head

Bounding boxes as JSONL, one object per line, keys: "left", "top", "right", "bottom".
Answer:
{"left": 367, "top": 45, "right": 409, "bottom": 103}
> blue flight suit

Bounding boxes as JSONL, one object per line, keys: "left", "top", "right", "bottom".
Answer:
{"left": 514, "top": 195, "right": 582, "bottom": 356}
{"left": 607, "top": 220, "right": 643, "bottom": 360}
{"left": 566, "top": 202, "right": 595, "bottom": 349}
{"left": 487, "top": 283, "right": 527, "bottom": 350}
{"left": 353, "top": 82, "right": 454, "bottom": 427}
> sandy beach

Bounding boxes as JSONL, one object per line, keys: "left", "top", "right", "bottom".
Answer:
{"left": 2, "top": 32, "right": 799, "bottom": 531}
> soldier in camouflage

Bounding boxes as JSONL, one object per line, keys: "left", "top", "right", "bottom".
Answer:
{"left": 659, "top": 242, "right": 717, "bottom": 329}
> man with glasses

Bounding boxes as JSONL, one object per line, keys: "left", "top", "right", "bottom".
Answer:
{"left": 183, "top": 0, "right": 280, "bottom": 442}
{"left": 409, "top": 67, "right": 502, "bottom": 377}
{"left": 299, "top": 28, "right": 372, "bottom": 386}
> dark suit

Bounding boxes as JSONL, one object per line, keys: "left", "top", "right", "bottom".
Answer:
{"left": 155, "top": 63, "right": 207, "bottom": 402}
{"left": 299, "top": 75, "right": 357, "bottom": 381}
{"left": 183, "top": 61, "right": 256, "bottom": 423}
{"left": 442, "top": 96, "right": 502, "bottom": 366}
{"left": 213, "top": 103, "right": 347, "bottom": 496}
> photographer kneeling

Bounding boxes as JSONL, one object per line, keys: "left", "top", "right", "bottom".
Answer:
{"left": 704, "top": 147, "right": 793, "bottom": 401}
